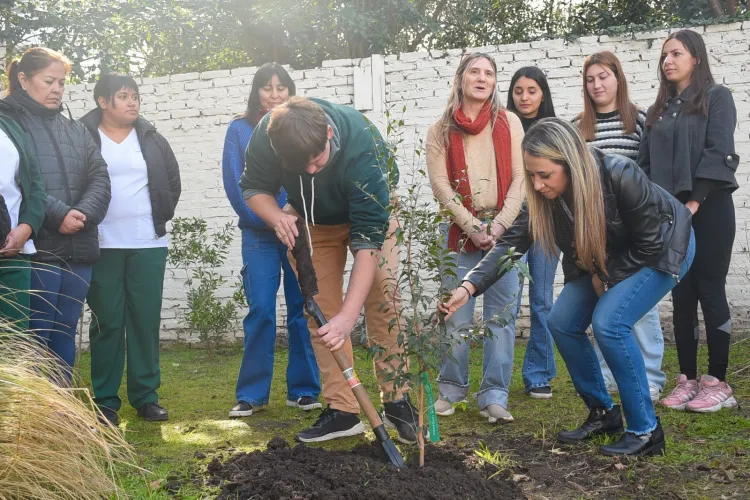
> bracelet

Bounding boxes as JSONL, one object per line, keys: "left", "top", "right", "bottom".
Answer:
{"left": 459, "top": 284, "right": 473, "bottom": 297}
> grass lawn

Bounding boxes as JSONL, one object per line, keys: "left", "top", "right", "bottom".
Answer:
{"left": 77, "top": 340, "right": 750, "bottom": 499}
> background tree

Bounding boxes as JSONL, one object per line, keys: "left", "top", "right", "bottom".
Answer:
{"left": 1, "top": 0, "right": 747, "bottom": 82}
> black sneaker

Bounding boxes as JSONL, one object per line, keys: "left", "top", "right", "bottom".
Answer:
{"left": 97, "top": 406, "right": 119, "bottom": 426}
{"left": 383, "top": 395, "right": 425, "bottom": 445}
{"left": 136, "top": 402, "right": 169, "bottom": 422}
{"left": 294, "top": 407, "right": 365, "bottom": 443}
{"left": 228, "top": 401, "right": 258, "bottom": 418}
{"left": 286, "top": 396, "right": 323, "bottom": 411}
{"left": 529, "top": 386, "right": 553, "bottom": 399}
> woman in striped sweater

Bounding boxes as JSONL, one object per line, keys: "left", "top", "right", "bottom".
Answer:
{"left": 574, "top": 51, "right": 666, "bottom": 401}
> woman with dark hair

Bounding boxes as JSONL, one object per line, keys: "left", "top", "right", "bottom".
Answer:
{"left": 441, "top": 118, "right": 695, "bottom": 456}
{"left": 640, "top": 30, "right": 739, "bottom": 413}
{"left": 574, "top": 51, "right": 666, "bottom": 402}
{"left": 80, "top": 73, "right": 181, "bottom": 425}
{"left": 427, "top": 53, "right": 525, "bottom": 423}
{"left": 222, "top": 62, "right": 320, "bottom": 418}
{"left": 506, "top": 66, "right": 559, "bottom": 399}
{"left": 1, "top": 47, "right": 111, "bottom": 382}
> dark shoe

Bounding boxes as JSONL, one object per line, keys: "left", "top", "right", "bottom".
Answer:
{"left": 529, "top": 386, "right": 553, "bottom": 399}
{"left": 294, "top": 407, "right": 365, "bottom": 443}
{"left": 286, "top": 396, "right": 323, "bottom": 411}
{"left": 383, "top": 395, "right": 426, "bottom": 445}
{"left": 137, "top": 402, "right": 169, "bottom": 422}
{"left": 600, "top": 420, "right": 666, "bottom": 457}
{"left": 97, "top": 406, "right": 119, "bottom": 426}
{"left": 228, "top": 401, "right": 258, "bottom": 418}
{"left": 558, "top": 405, "right": 623, "bottom": 444}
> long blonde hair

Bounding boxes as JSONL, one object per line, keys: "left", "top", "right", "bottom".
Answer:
{"left": 437, "top": 52, "right": 502, "bottom": 145}
{"left": 522, "top": 118, "right": 608, "bottom": 273}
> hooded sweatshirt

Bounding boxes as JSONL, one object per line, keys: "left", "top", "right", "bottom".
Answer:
{"left": 239, "top": 98, "right": 398, "bottom": 251}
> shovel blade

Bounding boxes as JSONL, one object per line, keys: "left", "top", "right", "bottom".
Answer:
{"left": 381, "top": 438, "right": 407, "bottom": 469}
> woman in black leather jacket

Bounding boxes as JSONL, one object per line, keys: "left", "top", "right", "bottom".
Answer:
{"left": 2, "top": 47, "right": 111, "bottom": 383}
{"left": 440, "top": 118, "right": 695, "bottom": 457}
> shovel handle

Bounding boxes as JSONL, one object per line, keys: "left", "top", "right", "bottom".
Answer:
{"left": 305, "top": 297, "right": 385, "bottom": 429}
{"left": 331, "top": 349, "right": 385, "bottom": 428}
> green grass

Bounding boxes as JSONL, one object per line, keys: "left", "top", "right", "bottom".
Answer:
{"left": 75, "top": 339, "right": 750, "bottom": 499}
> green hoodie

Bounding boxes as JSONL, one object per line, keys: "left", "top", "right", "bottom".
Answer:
{"left": 239, "top": 98, "right": 398, "bottom": 250}
{"left": 0, "top": 113, "right": 46, "bottom": 237}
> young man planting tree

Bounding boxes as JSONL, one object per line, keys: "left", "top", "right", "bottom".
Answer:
{"left": 239, "top": 96, "right": 420, "bottom": 444}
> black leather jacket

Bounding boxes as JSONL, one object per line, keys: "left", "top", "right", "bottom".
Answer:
{"left": 464, "top": 149, "right": 693, "bottom": 296}
{"left": 80, "top": 109, "right": 181, "bottom": 237}
{"left": 0, "top": 91, "right": 111, "bottom": 264}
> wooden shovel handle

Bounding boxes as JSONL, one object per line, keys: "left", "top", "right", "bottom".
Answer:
{"left": 332, "top": 349, "right": 385, "bottom": 428}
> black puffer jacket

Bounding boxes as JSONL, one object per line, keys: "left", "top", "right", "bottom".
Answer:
{"left": 0, "top": 90, "right": 111, "bottom": 264}
{"left": 465, "top": 148, "right": 693, "bottom": 295}
{"left": 80, "top": 108, "right": 181, "bottom": 237}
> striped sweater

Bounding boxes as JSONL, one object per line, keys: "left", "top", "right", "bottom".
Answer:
{"left": 573, "top": 109, "right": 647, "bottom": 160}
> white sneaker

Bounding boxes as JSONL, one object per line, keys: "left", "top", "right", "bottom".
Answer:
{"left": 479, "top": 404, "right": 514, "bottom": 424}
{"left": 434, "top": 399, "right": 463, "bottom": 416}
{"left": 649, "top": 385, "right": 663, "bottom": 402}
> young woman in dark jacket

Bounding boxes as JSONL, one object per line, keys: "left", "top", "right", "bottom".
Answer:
{"left": 80, "top": 73, "right": 181, "bottom": 425}
{"left": 2, "top": 47, "right": 111, "bottom": 382}
{"left": 506, "top": 66, "right": 559, "bottom": 400}
{"left": 639, "top": 30, "right": 739, "bottom": 413}
{"left": 440, "top": 118, "right": 695, "bottom": 457}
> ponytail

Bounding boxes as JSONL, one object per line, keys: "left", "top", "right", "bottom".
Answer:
{"left": 6, "top": 60, "right": 21, "bottom": 95}
{"left": 4, "top": 47, "right": 72, "bottom": 96}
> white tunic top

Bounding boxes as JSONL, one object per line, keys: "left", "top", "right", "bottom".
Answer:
{"left": 97, "top": 128, "right": 168, "bottom": 249}
{"left": 0, "top": 129, "right": 36, "bottom": 255}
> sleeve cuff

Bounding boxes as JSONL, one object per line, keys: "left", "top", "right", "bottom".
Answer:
{"left": 243, "top": 188, "right": 275, "bottom": 200}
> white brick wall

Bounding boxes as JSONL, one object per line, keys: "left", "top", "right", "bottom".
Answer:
{"left": 61, "top": 23, "right": 750, "bottom": 344}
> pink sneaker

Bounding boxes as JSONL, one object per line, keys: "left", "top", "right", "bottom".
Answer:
{"left": 686, "top": 375, "right": 738, "bottom": 413}
{"left": 660, "top": 374, "right": 698, "bottom": 410}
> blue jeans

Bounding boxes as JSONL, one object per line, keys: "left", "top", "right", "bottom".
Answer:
{"left": 29, "top": 261, "right": 93, "bottom": 383}
{"left": 547, "top": 231, "right": 695, "bottom": 435}
{"left": 438, "top": 236, "right": 519, "bottom": 410}
{"left": 596, "top": 304, "right": 666, "bottom": 392}
{"left": 516, "top": 242, "right": 559, "bottom": 391}
{"left": 235, "top": 228, "right": 320, "bottom": 405}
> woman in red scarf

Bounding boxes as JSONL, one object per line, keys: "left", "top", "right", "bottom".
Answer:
{"left": 426, "top": 53, "right": 525, "bottom": 423}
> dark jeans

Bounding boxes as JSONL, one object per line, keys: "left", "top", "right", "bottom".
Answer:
{"left": 235, "top": 228, "right": 320, "bottom": 405}
{"left": 30, "top": 261, "right": 92, "bottom": 383}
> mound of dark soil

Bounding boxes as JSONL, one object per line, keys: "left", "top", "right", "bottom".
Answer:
{"left": 207, "top": 438, "right": 521, "bottom": 500}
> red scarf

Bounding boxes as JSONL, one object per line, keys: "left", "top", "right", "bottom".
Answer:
{"left": 446, "top": 101, "right": 512, "bottom": 252}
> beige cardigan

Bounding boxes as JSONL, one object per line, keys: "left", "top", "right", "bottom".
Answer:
{"left": 426, "top": 111, "right": 525, "bottom": 235}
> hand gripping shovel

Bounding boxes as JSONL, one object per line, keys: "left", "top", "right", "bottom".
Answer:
{"left": 291, "top": 220, "right": 407, "bottom": 469}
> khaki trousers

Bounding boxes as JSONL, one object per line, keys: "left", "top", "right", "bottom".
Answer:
{"left": 288, "top": 216, "right": 408, "bottom": 414}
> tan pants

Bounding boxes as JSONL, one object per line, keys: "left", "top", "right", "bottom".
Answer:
{"left": 287, "top": 216, "right": 408, "bottom": 414}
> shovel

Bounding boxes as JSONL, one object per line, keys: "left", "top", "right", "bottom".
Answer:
{"left": 291, "top": 220, "right": 407, "bottom": 469}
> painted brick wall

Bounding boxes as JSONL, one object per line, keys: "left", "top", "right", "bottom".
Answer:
{"left": 59, "top": 22, "right": 749, "bottom": 344}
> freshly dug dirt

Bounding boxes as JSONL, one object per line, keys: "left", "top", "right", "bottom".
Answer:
{"left": 207, "top": 437, "right": 521, "bottom": 500}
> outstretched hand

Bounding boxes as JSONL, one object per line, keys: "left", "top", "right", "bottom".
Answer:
{"left": 437, "top": 283, "right": 476, "bottom": 320}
